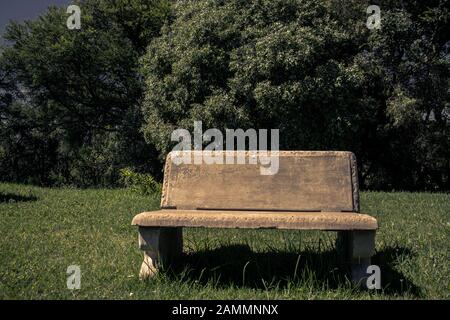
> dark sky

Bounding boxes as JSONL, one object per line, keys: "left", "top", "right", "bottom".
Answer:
{"left": 0, "top": 0, "right": 71, "bottom": 44}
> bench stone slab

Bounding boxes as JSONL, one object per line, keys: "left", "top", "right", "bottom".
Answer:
{"left": 133, "top": 210, "right": 377, "bottom": 230}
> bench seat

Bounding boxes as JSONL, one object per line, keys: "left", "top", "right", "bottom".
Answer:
{"left": 132, "top": 210, "right": 378, "bottom": 230}
{"left": 132, "top": 151, "right": 379, "bottom": 285}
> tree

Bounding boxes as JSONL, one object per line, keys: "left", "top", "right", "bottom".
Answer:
{"left": 354, "top": 0, "right": 449, "bottom": 190}
{"left": 141, "top": 0, "right": 449, "bottom": 190}
{"left": 0, "top": 0, "right": 171, "bottom": 186}
{"left": 141, "top": 0, "right": 368, "bottom": 152}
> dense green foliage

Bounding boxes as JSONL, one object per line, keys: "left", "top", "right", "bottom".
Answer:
{"left": 1, "top": 0, "right": 449, "bottom": 190}
{"left": 141, "top": 0, "right": 449, "bottom": 191}
{"left": 0, "top": 0, "right": 171, "bottom": 186}
{"left": 1, "top": 183, "right": 448, "bottom": 299}
{"left": 120, "top": 167, "right": 162, "bottom": 195}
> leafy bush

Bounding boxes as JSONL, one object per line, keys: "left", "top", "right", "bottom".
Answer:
{"left": 120, "top": 168, "right": 162, "bottom": 196}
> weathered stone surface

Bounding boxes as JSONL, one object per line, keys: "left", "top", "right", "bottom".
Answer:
{"left": 132, "top": 210, "right": 378, "bottom": 230}
{"left": 161, "top": 151, "right": 358, "bottom": 212}
{"left": 336, "top": 230, "right": 377, "bottom": 286}
{"left": 349, "top": 230, "right": 376, "bottom": 258}
{"left": 138, "top": 227, "right": 183, "bottom": 279}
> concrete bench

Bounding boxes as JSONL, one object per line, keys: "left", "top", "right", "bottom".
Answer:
{"left": 131, "top": 151, "right": 378, "bottom": 284}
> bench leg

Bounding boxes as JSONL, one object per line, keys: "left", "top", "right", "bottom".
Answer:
{"left": 336, "top": 230, "right": 376, "bottom": 287}
{"left": 137, "top": 227, "right": 183, "bottom": 279}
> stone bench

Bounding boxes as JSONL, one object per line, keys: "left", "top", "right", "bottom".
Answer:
{"left": 131, "top": 151, "right": 378, "bottom": 284}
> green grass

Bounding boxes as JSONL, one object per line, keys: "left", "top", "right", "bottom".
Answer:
{"left": 0, "top": 183, "right": 448, "bottom": 299}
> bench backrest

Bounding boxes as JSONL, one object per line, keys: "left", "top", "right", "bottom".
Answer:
{"left": 160, "top": 151, "right": 360, "bottom": 212}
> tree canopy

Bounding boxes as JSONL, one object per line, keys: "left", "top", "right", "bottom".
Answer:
{"left": 141, "top": 0, "right": 449, "bottom": 190}
{"left": 0, "top": 0, "right": 171, "bottom": 186}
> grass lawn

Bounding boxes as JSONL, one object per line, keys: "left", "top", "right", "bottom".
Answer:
{"left": 0, "top": 183, "right": 448, "bottom": 299}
